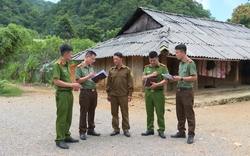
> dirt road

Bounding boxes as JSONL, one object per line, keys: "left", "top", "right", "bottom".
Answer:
{"left": 0, "top": 85, "right": 249, "bottom": 156}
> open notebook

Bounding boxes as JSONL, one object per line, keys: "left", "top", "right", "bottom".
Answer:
{"left": 91, "top": 70, "right": 108, "bottom": 83}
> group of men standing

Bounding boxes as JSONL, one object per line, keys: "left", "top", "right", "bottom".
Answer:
{"left": 52, "top": 44, "right": 197, "bottom": 149}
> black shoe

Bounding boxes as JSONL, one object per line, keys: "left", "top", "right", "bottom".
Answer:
{"left": 65, "top": 137, "right": 79, "bottom": 143}
{"left": 171, "top": 132, "right": 186, "bottom": 138}
{"left": 158, "top": 132, "right": 166, "bottom": 139}
{"left": 187, "top": 136, "right": 194, "bottom": 144}
{"left": 80, "top": 134, "right": 86, "bottom": 140}
{"left": 110, "top": 131, "right": 120, "bottom": 136}
{"left": 56, "top": 141, "right": 69, "bottom": 149}
{"left": 124, "top": 131, "right": 131, "bottom": 137}
{"left": 87, "top": 131, "right": 101, "bottom": 136}
{"left": 141, "top": 131, "right": 154, "bottom": 136}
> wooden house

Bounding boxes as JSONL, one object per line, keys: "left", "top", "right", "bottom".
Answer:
{"left": 72, "top": 7, "right": 250, "bottom": 91}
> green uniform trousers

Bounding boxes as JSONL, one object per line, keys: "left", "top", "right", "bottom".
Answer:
{"left": 145, "top": 90, "right": 165, "bottom": 133}
{"left": 55, "top": 90, "right": 73, "bottom": 143}
{"left": 110, "top": 96, "right": 130, "bottom": 132}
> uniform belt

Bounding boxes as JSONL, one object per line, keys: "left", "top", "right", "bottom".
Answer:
{"left": 147, "top": 89, "right": 163, "bottom": 92}
{"left": 177, "top": 88, "right": 193, "bottom": 91}
{"left": 81, "top": 89, "right": 96, "bottom": 92}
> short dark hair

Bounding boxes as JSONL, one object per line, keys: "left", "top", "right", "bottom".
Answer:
{"left": 175, "top": 44, "right": 187, "bottom": 53}
{"left": 60, "top": 44, "right": 73, "bottom": 56}
{"left": 85, "top": 50, "right": 97, "bottom": 57}
{"left": 149, "top": 51, "right": 158, "bottom": 58}
{"left": 114, "top": 52, "right": 123, "bottom": 58}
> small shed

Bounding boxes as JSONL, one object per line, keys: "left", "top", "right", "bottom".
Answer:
{"left": 72, "top": 7, "right": 250, "bottom": 91}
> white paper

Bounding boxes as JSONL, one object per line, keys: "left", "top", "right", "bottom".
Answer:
{"left": 162, "top": 73, "right": 173, "bottom": 80}
{"left": 93, "top": 70, "right": 108, "bottom": 77}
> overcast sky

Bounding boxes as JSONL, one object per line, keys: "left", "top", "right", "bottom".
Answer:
{"left": 45, "top": 0, "right": 249, "bottom": 22}
{"left": 196, "top": 0, "right": 248, "bottom": 21}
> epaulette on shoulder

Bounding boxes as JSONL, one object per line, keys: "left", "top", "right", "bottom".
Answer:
{"left": 57, "top": 60, "right": 65, "bottom": 66}
{"left": 57, "top": 60, "right": 61, "bottom": 65}
{"left": 144, "top": 64, "right": 150, "bottom": 67}
{"left": 76, "top": 63, "right": 82, "bottom": 68}
{"left": 160, "top": 63, "right": 166, "bottom": 67}
{"left": 109, "top": 66, "right": 115, "bottom": 70}
{"left": 187, "top": 58, "right": 193, "bottom": 63}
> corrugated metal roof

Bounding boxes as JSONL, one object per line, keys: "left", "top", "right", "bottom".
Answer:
{"left": 72, "top": 7, "right": 250, "bottom": 61}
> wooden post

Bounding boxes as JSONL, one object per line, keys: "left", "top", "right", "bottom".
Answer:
{"left": 160, "top": 53, "right": 168, "bottom": 94}
{"left": 194, "top": 60, "right": 199, "bottom": 91}
{"left": 234, "top": 61, "right": 239, "bottom": 88}
{"left": 129, "top": 56, "right": 144, "bottom": 91}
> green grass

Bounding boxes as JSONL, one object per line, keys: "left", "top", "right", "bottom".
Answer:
{"left": 0, "top": 80, "right": 23, "bottom": 97}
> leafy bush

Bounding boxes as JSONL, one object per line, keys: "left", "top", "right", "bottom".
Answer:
{"left": 0, "top": 34, "right": 97, "bottom": 84}
{"left": 0, "top": 80, "right": 22, "bottom": 97}
{"left": 39, "top": 59, "right": 57, "bottom": 83}
{"left": 4, "top": 62, "right": 22, "bottom": 80}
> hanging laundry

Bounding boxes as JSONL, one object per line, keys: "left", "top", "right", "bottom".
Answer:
{"left": 199, "top": 60, "right": 231, "bottom": 78}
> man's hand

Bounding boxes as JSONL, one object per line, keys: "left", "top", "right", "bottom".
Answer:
{"left": 150, "top": 82, "right": 158, "bottom": 89}
{"left": 173, "top": 76, "right": 181, "bottom": 81}
{"left": 128, "top": 96, "right": 132, "bottom": 102}
{"left": 107, "top": 96, "right": 111, "bottom": 102}
{"left": 88, "top": 72, "right": 95, "bottom": 78}
{"left": 71, "top": 83, "right": 82, "bottom": 90}
{"left": 74, "top": 88, "right": 79, "bottom": 91}
{"left": 169, "top": 79, "right": 175, "bottom": 83}
{"left": 150, "top": 71, "right": 158, "bottom": 77}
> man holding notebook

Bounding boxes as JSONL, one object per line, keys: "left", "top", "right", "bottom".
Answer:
{"left": 75, "top": 51, "right": 101, "bottom": 141}
{"left": 141, "top": 51, "right": 169, "bottom": 139}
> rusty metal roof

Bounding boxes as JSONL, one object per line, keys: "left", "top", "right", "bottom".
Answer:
{"left": 72, "top": 7, "right": 250, "bottom": 60}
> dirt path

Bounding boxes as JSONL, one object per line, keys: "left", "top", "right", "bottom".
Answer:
{"left": 0, "top": 85, "right": 249, "bottom": 156}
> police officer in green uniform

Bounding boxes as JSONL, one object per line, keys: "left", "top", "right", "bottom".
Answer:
{"left": 75, "top": 51, "right": 101, "bottom": 141}
{"left": 141, "top": 51, "right": 169, "bottom": 139}
{"left": 52, "top": 44, "right": 82, "bottom": 149}
{"left": 171, "top": 44, "right": 197, "bottom": 144}
{"left": 106, "top": 52, "right": 134, "bottom": 137}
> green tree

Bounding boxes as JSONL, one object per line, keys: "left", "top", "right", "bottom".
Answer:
{"left": 103, "top": 28, "right": 121, "bottom": 41}
{"left": 70, "top": 38, "right": 97, "bottom": 54}
{"left": 76, "top": 25, "right": 103, "bottom": 42}
{"left": 0, "top": 24, "right": 35, "bottom": 68}
{"left": 55, "top": 14, "right": 76, "bottom": 39}
{"left": 231, "top": 4, "right": 250, "bottom": 28}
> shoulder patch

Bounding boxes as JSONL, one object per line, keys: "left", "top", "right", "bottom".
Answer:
{"left": 144, "top": 64, "right": 150, "bottom": 67}
{"left": 160, "top": 63, "right": 166, "bottom": 67}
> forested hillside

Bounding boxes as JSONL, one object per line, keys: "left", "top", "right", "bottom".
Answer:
{"left": 0, "top": 0, "right": 211, "bottom": 41}
{"left": 0, "top": 0, "right": 53, "bottom": 29}
{"left": 40, "top": 0, "right": 211, "bottom": 41}
{"left": 25, "top": 0, "right": 53, "bottom": 13}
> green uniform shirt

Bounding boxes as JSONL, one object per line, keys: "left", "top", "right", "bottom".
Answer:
{"left": 106, "top": 65, "right": 134, "bottom": 97}
{"left": 75, "top": 64, "right": 96, "bottom": 89}
{"left": 142, "top": 62, "right": 169, "bottom": 90}
{"left": 177, "top": 58, "right": 197, "bottom": 88}
{"left": 52, "top": 58, "right": 72, "bottom": 91}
